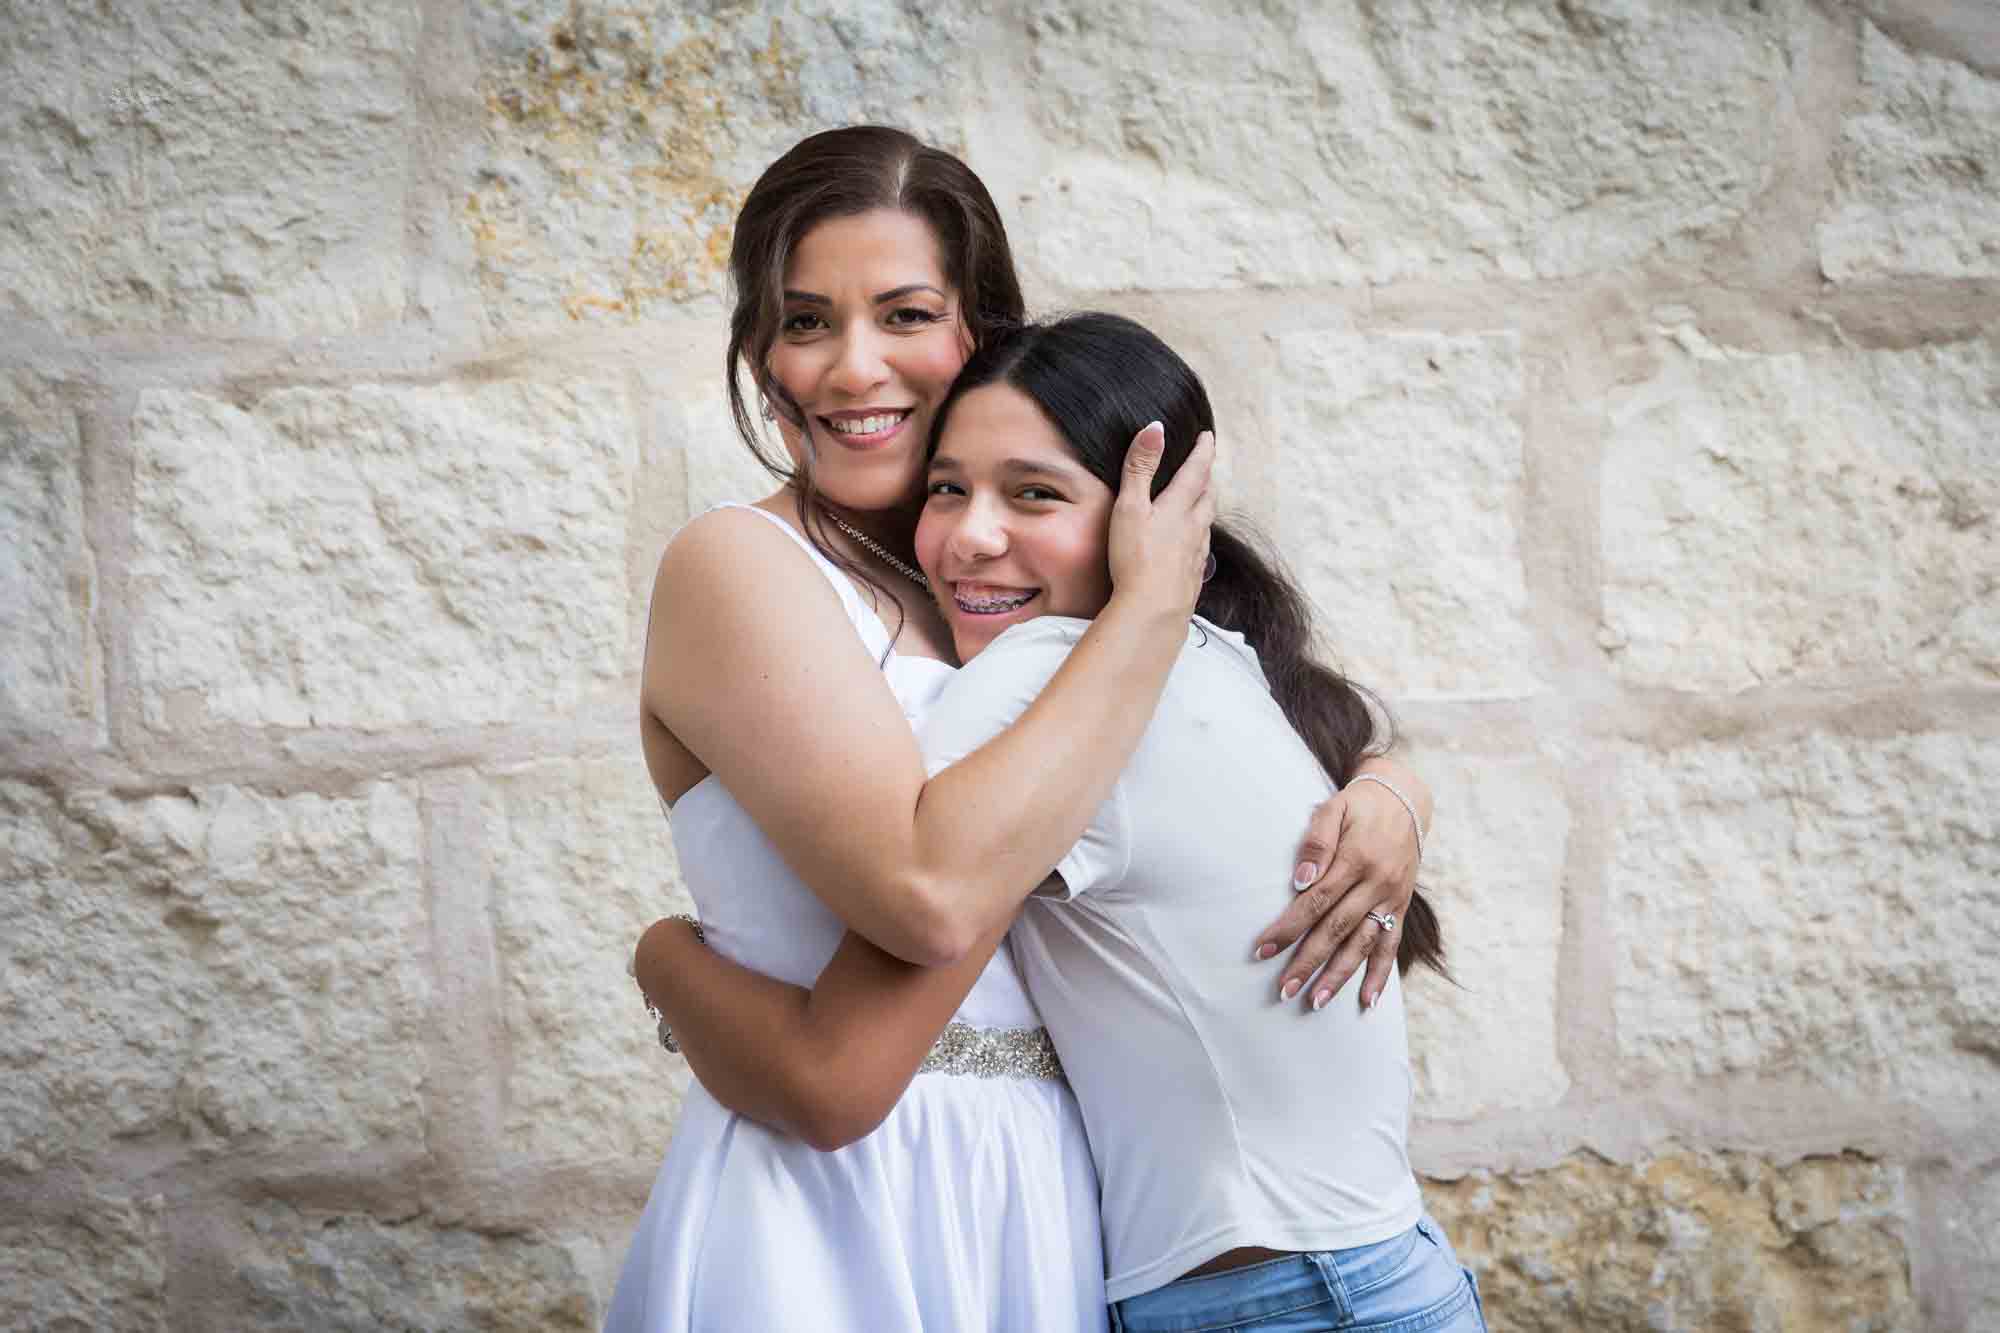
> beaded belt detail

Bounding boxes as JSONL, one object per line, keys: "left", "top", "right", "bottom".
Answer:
{"left": 916, "top": 1022, "right": 1065, "bottom": 1081}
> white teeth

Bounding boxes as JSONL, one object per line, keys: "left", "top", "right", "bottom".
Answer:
{"left": 827, "top": 412, "right": 907, "bottom": 436}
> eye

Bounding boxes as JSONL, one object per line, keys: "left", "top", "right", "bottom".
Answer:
{"left": 887, "top": 306, "right": 947, "bottom": 329}
{"left": 781, "top": 311, "right": 827, "bottom": 335}
{"left": 1018, "top": 485, "right": 1064, "bottom": 502}
{"left": 926, "top": 479, "right": 966, "bottom": 498}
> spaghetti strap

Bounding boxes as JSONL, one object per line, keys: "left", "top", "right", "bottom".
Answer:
{"left": 704, "top": 502, "right": 894, "bottom": 661}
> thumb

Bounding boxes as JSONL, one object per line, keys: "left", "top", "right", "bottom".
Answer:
{"left": 1120, "top": 422, "right": 1166, "bottom": 495}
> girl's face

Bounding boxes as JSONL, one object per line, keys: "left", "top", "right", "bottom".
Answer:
{"left": 915, "top": 383, "right": 1115, "bottom": 662}
{"left": 764, "top": 209, "right": 974, "bottom": 516}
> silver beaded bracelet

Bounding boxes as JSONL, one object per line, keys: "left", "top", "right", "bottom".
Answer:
{"left": 1345, "top": 774, "right": 1425, "bottom": 866}
{"left": 641, "top": 914, "right": 705, "bottom": 1055}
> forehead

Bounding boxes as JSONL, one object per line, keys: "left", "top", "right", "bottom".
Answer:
{"left": 936, "top": 384, "right": 1071, "bottom": 464}
{"left": 785, "top": 208, "right": 948, "bottom": 291}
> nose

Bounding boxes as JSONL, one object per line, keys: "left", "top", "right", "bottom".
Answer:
{"left": 826, "top": 325, "right": 890, "bottom": 397}
{"left": 947, "top": 494, "right": 1008, "bottom": 563}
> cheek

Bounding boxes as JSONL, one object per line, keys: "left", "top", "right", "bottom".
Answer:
{"left": 903, "top": 336, "right": 970, "bottom": 400}
{"left": 913, "top": 507, "right": 949, "bottom": 578}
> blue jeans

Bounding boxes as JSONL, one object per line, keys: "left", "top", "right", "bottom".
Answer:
{"left": 1108, "top": 1217, "right": 1486, "bottom": 1332}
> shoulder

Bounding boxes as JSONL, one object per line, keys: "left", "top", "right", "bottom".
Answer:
{"left": 646, "top": 504, "right": 867, "bottom": 664}
{"left": 953, "top": 616, "right": 1090, "bottom": 686}
{"left": 1186, "top": 615, "right": 1269, "bottom": 690}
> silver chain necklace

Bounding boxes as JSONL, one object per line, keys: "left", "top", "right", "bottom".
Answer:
{"left": 822, "top": 509, "right": 929, "bottom": 592}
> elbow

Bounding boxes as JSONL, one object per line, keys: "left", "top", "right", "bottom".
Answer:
{"left": 893, "top": 874, "right": 980, "bottom": 968}
{"left": 791, "top": 1085, "right": 894, "bottom": 1153}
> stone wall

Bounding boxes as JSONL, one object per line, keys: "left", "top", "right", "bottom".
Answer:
{"left": 2, "top": 1, "right": 1994, "bottom": 1328}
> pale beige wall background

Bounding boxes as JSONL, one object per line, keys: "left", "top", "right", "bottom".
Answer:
{"left": 3, "top": 1, "right": 1996, "bottom": 1328}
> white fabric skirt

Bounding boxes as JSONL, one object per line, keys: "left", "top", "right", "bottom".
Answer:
{"left": 604, "top": 1072, "right": 1107, "bottom": 1332}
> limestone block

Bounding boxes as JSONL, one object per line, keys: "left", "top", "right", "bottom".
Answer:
{"left": 1600, "top": 333, "right": 1998, "bottom": 691}
{"left": 1406, "top": 755, "right": 1568, "bottom": 1121}
{"left": 0, "top": 1193, "right": 166, "bottom": 1333}
{"left": 0, "top": 2, "right": 415, "bottom": 335}
{"left": 0, "top": 372, "right": 97, "bottom": 738}
{"left": 1016, "top": 0, "right": 1799, "bottom": 291}
{"left": 1610, "top": 732, "right": 2000, "bottom": 1099}
{"left": 463, "top": 1, "right": 973, "bottom": 327}
{"left": 672, "top": 391, "right": 781, "bottom": 517}
{"left": 486, "top": 757, "right": 691, "bottom": 1165}
{"left": 1426, "top": 1151, "right": 1916, "bottom": 1332}
{"left": 230, "top": 1202, "right": 600, "bottom": 1331}
{"left": 1971, "top": 1165, "right": 2000, "bottom": 1329}
{"left": 0, "top": 780, "right": 428, "bottom": 1170}
{"left": 1820, "top": 23, "right": 2000, "bottom": 281}
{"left": 126, "top": 379, "right": 634, "bottom": 733}
{"left": 1267, "top": 331, "right": 1540, "bottom": 701}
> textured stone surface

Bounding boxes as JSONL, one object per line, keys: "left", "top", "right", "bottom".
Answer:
{"left": 0, "top": 780, "right": 427, "bottom": 1169}
{"left": 1970, "top": 1165, "right": 2000, "bottom": 1330}
{"left": 0, "top": 3, "right": 415, "bottom": 334}
{"left": 1820, "top": 23, "right": 2000, "bottom": 281}
{"left": 1610, "top": 732, "right": 2000, "bottom": 1099}
{"left": 463, "top": 0, "right": 973, "bottom": 326}
{"left": 1427, "top": 1151, "right": 1917, "bottom": 1332}
{"left": 1600, "top": 333, "right": 1999, "bottom": 691}
{"left": 487, "top": 756, "right": 691, "bottom": 1164}
{"left": 1014, "top": 0, "right": 1800, "bottom": 291}
{"left": 1268, "top": 330, "right": 1539, "bottom": 701}
{"left": 126, "top": 379, "right": 634, "bottom": 733}
{"left": 0, "top": 371, "right": 97, "bottom": 739}
{"left": 0, "top": 1192, "right": 167, "bottom": 1333}
{"left": 1406, "top": 755, "right": 1568, "bottom": 1120}
{"left": 228, "top": 1202, "right": 600, "bottom": 1331}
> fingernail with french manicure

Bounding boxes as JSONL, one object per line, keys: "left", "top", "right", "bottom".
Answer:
{"left": 1291, "top": 863, "right": 1318, "bottom": 893}
{"left": 1280, "top": 978, "right": 1302, "bottom": 1001}
{"left": 1312, "top": 990, "right": 1331, "bottom": 1011}
{"left": 1362, "top": 989, "right": 1377, "bottom": 1010}
{"left": 1254, "top": 942, "right": 1278, "bottom": 961}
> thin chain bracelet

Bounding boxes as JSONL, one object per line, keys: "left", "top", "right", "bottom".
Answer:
{"left": 642, "top": 914, "right": 705, "bottom": 1054}
{"left": 1345, "top": 774, "right": 1425, "bottom": 866}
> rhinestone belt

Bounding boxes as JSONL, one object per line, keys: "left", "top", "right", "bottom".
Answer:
{"left": 916, "top": 1022, "right": 1065, "bottom": 1081}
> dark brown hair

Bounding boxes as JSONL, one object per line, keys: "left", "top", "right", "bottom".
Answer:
{"left": 725, "top": 127, "right": 1026, "bottom": 634}
{"left": 929, "top": 313, "right": 1448, "bottom": 979}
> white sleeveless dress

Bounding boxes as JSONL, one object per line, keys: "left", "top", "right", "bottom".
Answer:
{"left": 604, "top": 505, "right": 1107, "bottom": 1333}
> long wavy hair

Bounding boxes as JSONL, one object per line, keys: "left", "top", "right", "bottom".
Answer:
{"left": 928, "top": 312, "right": 1447, "bottom": 979}
{"left": 725, "top": 126, "right": 1026, "bottom": 636}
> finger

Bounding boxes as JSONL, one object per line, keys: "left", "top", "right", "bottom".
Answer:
{"left": 1251, "top": 825, "right": 1357, "bottom": 963}
{"left": 1154, "top": 429, "right": 1215, "bottom": 514}
{"left": 1303, "top": 898, "right": 1386, "bottom": 1012}
{"left": 1359, "top": 920, "right": 1398, "bottom": 1011}
{"left": 1117, "top": 421, "right": 1167, "bottom": 501}
{"left": 1272, "top": 861, "right": 1372, "bottom": 1000}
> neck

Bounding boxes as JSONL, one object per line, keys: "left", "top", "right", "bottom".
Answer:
{"left": 792, "top": 487, "right": 922, "bottom": 555}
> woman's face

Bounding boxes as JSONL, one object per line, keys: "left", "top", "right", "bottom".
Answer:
{"left": 764, "top": 209, "right": 973, "bottom": 516}
{"left": 915, "top": 383, "right": 1116, "bottom": 662}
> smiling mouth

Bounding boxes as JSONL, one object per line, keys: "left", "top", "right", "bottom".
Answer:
{"left": 820, "top": 409, "right": 913, "bottom": 441}
{"left": 952, "top": 583, "right": 1039, "bottom": 615}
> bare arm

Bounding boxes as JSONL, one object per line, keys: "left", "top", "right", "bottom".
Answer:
{"left": 633, "top": 912, "right": 1021, "bottom": 1151}
{"left": 647, "top": 428, "right": 1213, "bottom": 966}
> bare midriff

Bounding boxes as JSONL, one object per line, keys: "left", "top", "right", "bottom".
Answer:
{"left": 1178, "top": 1246, "right": 1294, "bottom": 1279}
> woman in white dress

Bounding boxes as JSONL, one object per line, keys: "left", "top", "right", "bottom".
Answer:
{"left": 608, "top": 128, "right": 1432, "bottom": 1332}
{"left": 637, "top": 312, "right": 1482, "bottom": 1331}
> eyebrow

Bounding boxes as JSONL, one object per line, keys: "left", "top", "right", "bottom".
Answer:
{"left": 929, "top": 456, "right": 1085, "bottom": 481}
{"left": 782, "top": 283, "right": 948, "bottom": 306}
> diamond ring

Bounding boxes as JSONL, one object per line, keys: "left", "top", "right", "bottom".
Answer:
{"left": 1366, "top": 910, "right": 1397, "bottom": 933}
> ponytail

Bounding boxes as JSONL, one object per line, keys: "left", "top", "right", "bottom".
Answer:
{"left": 1197, "top": 522, "right": 1448, "bottom": 980}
